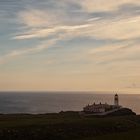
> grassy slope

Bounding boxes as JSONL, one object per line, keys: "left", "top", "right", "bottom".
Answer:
{"left": 0, "top": 112, "right": 140, "bottom": 140}
{"left": 84, "top": 129, "right": 140, "bottom": 140}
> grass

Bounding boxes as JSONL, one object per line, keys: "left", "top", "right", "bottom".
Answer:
{"left": 83, "top": 129, "right": 140, "bottom": 140}
{"left": 0, "top": 112, "right": 140, "bottom": 140}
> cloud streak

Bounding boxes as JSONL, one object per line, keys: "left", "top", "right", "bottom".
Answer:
{"left": 13, "top": 3, "right": 140, "bottom": 41}
{"left": 13, "top": 24, "right": 92, "bottom": 40}
{"left": 0, "top": 38, "right": 59, "bottom": 64}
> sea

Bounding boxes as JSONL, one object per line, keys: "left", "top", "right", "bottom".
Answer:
{"left": 0, "top": 92, "right": 140, "bottom": 114}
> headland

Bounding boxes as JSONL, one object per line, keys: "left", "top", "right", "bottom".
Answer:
{"left": 0, "top": 94, "right": 138, "bottom": 140}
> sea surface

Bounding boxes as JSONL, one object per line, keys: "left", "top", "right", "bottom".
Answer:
{"left": 0, "top": 92, "right": 140, "bottom": 114}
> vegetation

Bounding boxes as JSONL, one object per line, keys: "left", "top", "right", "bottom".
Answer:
{"left": 0, "top": 111, "right": 140, "bottom": 140}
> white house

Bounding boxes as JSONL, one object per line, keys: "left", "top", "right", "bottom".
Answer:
{"left": 83, "top": 94, "right": 120, "bottom": 113}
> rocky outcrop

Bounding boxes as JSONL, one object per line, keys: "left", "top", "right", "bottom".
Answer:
{"left": 107, "top": 108, "right": 136, "bottom": 116}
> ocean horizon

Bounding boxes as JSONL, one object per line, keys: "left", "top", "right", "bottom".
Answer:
{"left": 0, "top": 91, "right": 139, "bottom": 114}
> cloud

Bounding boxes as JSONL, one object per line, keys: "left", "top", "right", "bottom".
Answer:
{"left": 88, "top": 40, "right": 140, "bottom": 65}
{"left": 1, "top": 0, "right": 140, "bottom": 66}
{"left": 79, "top": 0, "right": 140, "bottom": 12}
{"left": 13, "top": 24, "right": 92, "bottom": 40}
{"left": 18, "top": 9, "right": 49, "bottom": 28}
{"left": 13, "top": 15, "right": 140, "bottom": 41}
{"left": 13, "top": 1, "right": 140, "bottom": 41}
{"left": 0, "top": 38, "right": 58, "bottom": 64}
{"left": 17, "top": 8, "right": 66, "bottom": 28}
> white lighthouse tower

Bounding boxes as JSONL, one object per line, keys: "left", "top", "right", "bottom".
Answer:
{"left": 114, "top": 94, "right": 119, "bottom": 106}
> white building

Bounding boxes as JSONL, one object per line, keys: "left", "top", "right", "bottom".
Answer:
{"left": 83, "top": 94, "right": 120, "bottom": 113}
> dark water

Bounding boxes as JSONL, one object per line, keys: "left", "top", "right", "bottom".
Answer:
{"left": 0, "top": 92, "right": 140, "bottom": 114}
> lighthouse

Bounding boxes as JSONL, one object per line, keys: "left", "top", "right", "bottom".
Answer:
{"left": 114, "top": 94, "right": 119, "bottom": 106}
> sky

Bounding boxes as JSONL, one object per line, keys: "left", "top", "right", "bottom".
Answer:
{"left": 0, "top": 0, "right": 140, "bottom": 93}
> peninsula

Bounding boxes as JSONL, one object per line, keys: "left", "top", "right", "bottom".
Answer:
{"left": 82, "top": 94, "right": 136, "bottom": 116}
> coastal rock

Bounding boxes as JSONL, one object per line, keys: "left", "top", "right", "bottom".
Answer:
{"left": 107, "top": 108, "right": 136, "bottom": 116}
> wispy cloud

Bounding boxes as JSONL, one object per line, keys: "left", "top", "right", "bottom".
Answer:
{"left": 13, "top": 2, "right": 140, "bottom": 41}
{"left": 88, "top": 39, "right": 140, "bottom": 64}
{"left": 78, "top": 0, "right": 140, "bottom": 12}
{"left": 13, "top": 24, "right": 92, "bottom": 40}
{"left": 0, "top": 38, "right": 58, "bottom": 64}
{"left": 1, "top": 0, "right": 140, "bottom": 65}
